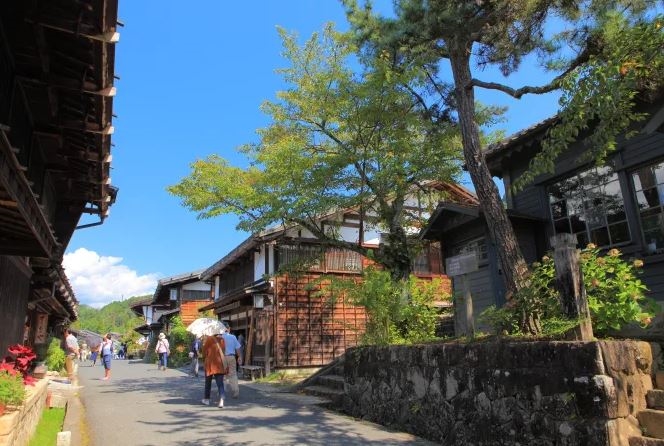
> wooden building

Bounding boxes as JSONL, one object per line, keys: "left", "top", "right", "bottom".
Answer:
{"left": 0, "top": 1, "right": 119, "bottom": 354}
{"left": 200, "top": 183, "right": 476, "bottom": 369}
{"left": 423, "top": 96, "right": 664, "bottom": 338}
{"left": 421, "top": 203, "right": 545, "bottom": 334}
{"left": 132, "top": 271, "right": 213, "bottom": 343}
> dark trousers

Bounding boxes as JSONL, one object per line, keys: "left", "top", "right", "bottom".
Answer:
{"left": 204, "top": 373, "right": 225, "bottom": 399}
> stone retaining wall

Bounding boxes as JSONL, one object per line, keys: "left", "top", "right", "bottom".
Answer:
{"left": 0, "top": 378, "right": 48, "bottom": 446}
{"left": 340, "top": 340, "right": 652, "bottom": 446}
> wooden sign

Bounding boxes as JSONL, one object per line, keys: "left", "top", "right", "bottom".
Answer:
{"left": 34, "top": 313, "right": 49, "bottom": 344}
{"left": 445, "top": 253, "right": 479, "bottom": 277}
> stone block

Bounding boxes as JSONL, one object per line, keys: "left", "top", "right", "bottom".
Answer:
{"left": 49, "top": 394, "right": 68, "bottom": 408}
{"left": 647, "top": 390, "right": 664, "bottom": 409}
{"left": 0, "top": 379, "right": 48, "bottom": 446}
{"left": 637, "top": 409, "right": 664, "bottom": 439}
{"left": 607, "top": 416, "right": 642, "bottom": 446}
{"left": 628, "top": 437, "right": 664, "bottom": 446}
{"left": 56, "top": 431, "right": 71, "bottom": 446}
{"left": 656, "top": 372, "right": 664, "bottom": 390}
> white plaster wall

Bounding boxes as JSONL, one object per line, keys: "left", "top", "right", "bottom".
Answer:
{"left": 182, "top": 280, "right": 211, "bottom": 291}
{"left": 254, "top": 246, "right": 265, "bottom": 279}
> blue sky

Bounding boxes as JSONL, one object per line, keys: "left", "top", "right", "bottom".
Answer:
{"left": 63, "top": 1, "right": 560, "bottom": 307}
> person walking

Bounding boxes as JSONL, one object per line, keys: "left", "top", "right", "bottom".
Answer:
{"left": 201, "top": 333, "right": 228, "bottom": 408}
{"left": 63, "top": 328, "right": 79, "bottom": 385}
{"left": 89, "top": 346, "right": 98, "bottom": 367}
{"left": 155, "top": 333, "right": 170, "bottom": 371}
{"left": 190, "top": 336, "right": 202, "bottom": 377}
{"left": 100, "top": 334, "right": 113, "bottom": 380}
{"left": 221, "top": 323, "right": 242, "bottom": 399}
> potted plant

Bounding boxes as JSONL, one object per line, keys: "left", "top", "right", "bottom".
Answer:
{"left": 0, "top": 364, "right": 25, "bottom": 416}
{"left": 4, "top": 344, "right": 37, "bottom": 385}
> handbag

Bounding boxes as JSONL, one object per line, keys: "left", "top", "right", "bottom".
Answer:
{"left": 214, "top": 338, "right": 229, "bottom": 374}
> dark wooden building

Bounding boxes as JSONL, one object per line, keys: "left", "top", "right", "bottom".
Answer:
{"left": 0, "top": 0, "right": 119, "bottom": 354}
{"left": 421, "top": 202, "right": 545, "bottom": 334}
{"left": 424, "top": 96, "right": 664, "bottom": 338}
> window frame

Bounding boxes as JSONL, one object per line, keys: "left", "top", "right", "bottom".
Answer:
{"left": 630, "top": 157, "right": 664, "bottom": 252}
{"left": 546, "top": 165, "right": 631, "bottom": 249}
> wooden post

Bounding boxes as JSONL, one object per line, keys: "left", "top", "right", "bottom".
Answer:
{"left": 461, "top": 274, "right": 474, "bottom": 337}
{"left": 551, "top": 233, "right": 594, "bottom": 341}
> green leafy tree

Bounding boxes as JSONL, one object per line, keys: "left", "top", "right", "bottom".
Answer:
{"left": 169, "top": 24, "right": 466, "bottom": 281}
{"left": 340, "top": 267, "right": 446, "bottom": 345}
{"left": 343, "top": 0, "right": 663, "bottom": 332}
{"left": 73, "top": 295, "right": 148, "bottom": 346}
{"left": 166, "top": 316, "right": 194, "bottom": 368}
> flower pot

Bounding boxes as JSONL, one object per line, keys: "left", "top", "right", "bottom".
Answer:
{"left": 33, "top": 362, "right": 48, "bottom": 379}
{"left": 0, "top": 403, "right": 5, "bottom": 417}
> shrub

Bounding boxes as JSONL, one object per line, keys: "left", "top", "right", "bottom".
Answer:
{"left": 481, "top": 244, "right": 658, "bottom": 337}
{"left": 166, "top": 316, "right": 194, "bottom": 368}
{"left": 45, "top": 338, "right": 66, "bottom": 373}
{"left": 0, "top": 364, "right": 26, "bottom": 406}
{"left": 343, "top": 268, "right": 446, "bottom": 345}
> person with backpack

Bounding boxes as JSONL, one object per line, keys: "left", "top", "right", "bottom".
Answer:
{"left": 190, "top": 335, "right": 202, "bottom": 377}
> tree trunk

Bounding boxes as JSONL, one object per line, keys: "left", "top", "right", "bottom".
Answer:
{"left": 382, "top": 225, "right": 412, "bottom": 282}
{"left": 448, "top": 46, "right": 530, "bottom": 300}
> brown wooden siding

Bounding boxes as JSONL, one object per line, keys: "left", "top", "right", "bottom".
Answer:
{"left": 179, "top": 300, "right": 212, "bottom": 326}
{"left": 0, "top": 256, "right": 30, "bottom": 354}
{"left": 274, "top": 272, "right": 366, "bottom": 367}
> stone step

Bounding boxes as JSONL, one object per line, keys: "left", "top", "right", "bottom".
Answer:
{"left": 638, "top": 409, "right": 664, "bottom": 439}
{"left": 655, "top": 372, "right": 664, "bottom": 390}
{"left": 647, "top": 390, "right": 664, "bottom": 409}
{"left": 316, "top": 374, "right": 345, "bottom": 391}
{"left": 629, "top": 437, "right": 664, "bottom": 446}
{"left": 301, "top": 385, "right": 345, "bottom": 402}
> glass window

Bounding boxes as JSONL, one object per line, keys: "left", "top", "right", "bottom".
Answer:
{"left": 547, "top": 166, "right": 630, "bottom": 248}
{"left": 632, "top": 160, "right": 664, "bottom": 251}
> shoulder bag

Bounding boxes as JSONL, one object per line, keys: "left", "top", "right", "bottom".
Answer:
{"left": 214, "top": 338, "right": 229, "bottom": 375}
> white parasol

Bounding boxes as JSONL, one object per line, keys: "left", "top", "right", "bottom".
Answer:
{"left": 186, "top": 318, "right": 226, "bottom": 337}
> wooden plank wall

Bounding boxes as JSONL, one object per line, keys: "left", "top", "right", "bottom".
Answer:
{"left": 179, "top": 300, "right": 212, "bottom": 326}
{"left": 0, "top": 256, "right": 30, "bottom": 355}
{"left": 275, "top": 273, "right": 366, "bottom": 367}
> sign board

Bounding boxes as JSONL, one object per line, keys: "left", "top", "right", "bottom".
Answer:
{"left": 445, "top": 253, "right": 479, "bottom": 277}
{"left": 34, "top": 313, "right": 49, "bottom": 344}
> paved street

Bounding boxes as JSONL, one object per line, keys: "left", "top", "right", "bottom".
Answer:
{"left": 76, "top": 359, "right": 434, "bottom": 446}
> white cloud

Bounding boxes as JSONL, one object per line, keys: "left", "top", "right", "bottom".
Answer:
{"left": 62, "top": 248, "right": 159, "bottom": 308}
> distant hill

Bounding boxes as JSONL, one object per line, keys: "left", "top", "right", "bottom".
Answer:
{"left": 72, "top": 294, "right": 149, "bottom": 342}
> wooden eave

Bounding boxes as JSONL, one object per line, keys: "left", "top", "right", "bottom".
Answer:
{"left": 0, "top": 0, "right": 118, "bottom": 258}
{"left": 29, "top": 260, "right": 78, "bottom": 320}
{"left": 151, "top": 270, "right": 206, "bottom": 305}
{"left": 201, "top": 230, "right": 284, "bottom": 282}
{"left": 421, "top": 202, "right": 545, "bottom": 240}
{"left": 199, "top": 279, "right": 271, "bottom": 312}
{"left": 483, "top": 117, "right": 558, "bottom": 178}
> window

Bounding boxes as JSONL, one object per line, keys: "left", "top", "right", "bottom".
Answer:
{"left": 182, "top": 289, "right": 210, "bottom": 301}
{"left": 547, "top": 166, "right": 630, "bottom": 248}
{"left": 277, "top": 244, "right": 362, "bottom": 272}
{"left": 632, "top": 160, "right": 664, "bottom": 250}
